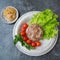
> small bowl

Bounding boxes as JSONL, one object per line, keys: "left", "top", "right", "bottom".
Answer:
{"left": 1, "top": 6, "right": 18, "bottom": 24}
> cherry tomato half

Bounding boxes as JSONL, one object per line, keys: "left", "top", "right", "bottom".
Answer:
{"left": 20, "top": 32, "right": 26, "bottom": 36}
{"left": 23, "top": 23, "right": 28, "bottom": 29}
{"left": 35, "top": 41, "right": 41, "bottom": 46}
{"left": 31, "top": 42, "right": 36, "bottom": 47}
{"left": 26, "top": 40, "right": 32, "bottom": 44}
{"left": 23, "top": 36, "right": 28, "bottom": 41}
{"left": 21, "top": 27, "right": 26, "bottom": 32}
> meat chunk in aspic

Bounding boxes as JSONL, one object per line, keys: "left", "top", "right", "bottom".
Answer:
{"left": 26, "top": 24, "right": 43, "bottom": 41}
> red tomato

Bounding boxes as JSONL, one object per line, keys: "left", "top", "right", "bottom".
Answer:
{"left": 20, "top": 32, "right": 26, "bottom": 36}
{"left": 21, "top": 27, "right": 26, "bottom": 32}
{"left": 23, "top": 37, "right": 28, "bottom": 41}
{"left": 31, "top": 42, "right": 36, "bottom": 47}
{"left": 21, "top": 28, "right": 25, "bottom": 32}
{"left": 23, "top": 23, "right": 28, "bottom": 29}
{"left": 35, "top": 41, "right": 41, "bottom": 46}
{"left": 26, "top": 40, "right": 32, "bottom": 44}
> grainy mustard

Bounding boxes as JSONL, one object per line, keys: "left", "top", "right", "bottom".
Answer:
{"left": 3, "top": 7, "right": 16, "bottom": 21}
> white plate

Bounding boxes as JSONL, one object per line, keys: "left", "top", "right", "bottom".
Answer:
{"left": 13, "top": 11, "right": 58, "bottom": 56}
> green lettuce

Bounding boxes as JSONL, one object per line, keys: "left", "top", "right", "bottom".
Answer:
{"left": 29, "top": 9, "right": 59, "bottom": 39}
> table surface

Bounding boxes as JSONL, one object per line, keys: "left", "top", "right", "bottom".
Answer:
{"left": 0, "top": 0, "right": 60, "bottom": 60}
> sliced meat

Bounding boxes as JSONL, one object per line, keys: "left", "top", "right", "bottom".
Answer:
{"left": 26, "top": 24, "right": 43, "bottom": 41}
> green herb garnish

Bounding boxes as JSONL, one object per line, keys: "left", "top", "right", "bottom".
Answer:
{"left": 14, "top": 34, "right": 34, "bottom": 50}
